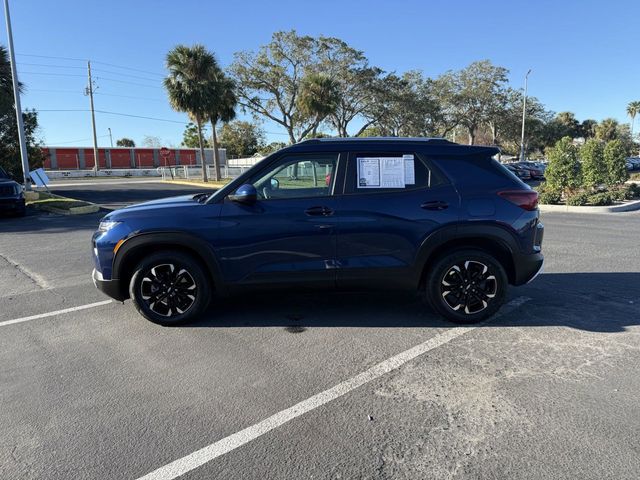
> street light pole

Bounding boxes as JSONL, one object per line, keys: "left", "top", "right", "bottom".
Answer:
{"left": 108, "top": 127, "right": 113, "bottom": 147}
{"left": 519, "top": 69, "right": 532, "bottom": 162}
{"left": 3, "top": 0, "right": 31, "bottom": 190}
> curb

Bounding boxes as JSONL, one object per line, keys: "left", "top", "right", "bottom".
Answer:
{"left": 163, "top": 179, "right": 226, "bottom": 189}
{"left": 32, "top": 203, "right": 100, "bottom": 215}
{"left": 27, "top": 190, "right": 101, "bottom": 215}
{"left": 539, "top": 198, "right": 640, "bottom": 214}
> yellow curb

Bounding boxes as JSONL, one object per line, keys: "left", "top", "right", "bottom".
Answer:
{"left": 163, "top": 179, "right": 227, "bottom": 189}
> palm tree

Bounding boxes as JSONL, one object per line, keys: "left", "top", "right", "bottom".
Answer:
{"left": 208, "top": 74, "right": 236, "bottom": 182}
{"left": 1, "top": 45, "right": 22, "bottom": 115}
{"left": 627, "top": 101, "right": 640, "bottom": 138}
{"left": 164, "top": 45, "right": 218, "bottom": 182}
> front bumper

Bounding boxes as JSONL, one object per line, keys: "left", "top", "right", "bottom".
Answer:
{"left": 92, "top": 268, "right": 127, "bottom": 301}
{"left": 0, "top": 198, "right": 25, "bottom": 212}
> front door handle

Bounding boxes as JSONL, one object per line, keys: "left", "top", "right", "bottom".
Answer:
{"left": 421, "top": 200, "right": 449, "bottom": 211}
{"left": 305, "top": 206, "right": 334, "bottom": 216}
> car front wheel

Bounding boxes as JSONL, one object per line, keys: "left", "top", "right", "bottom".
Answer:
{"left": 129, "top": 251, "right": 210, "bottom": 326}
{"left": 425, "top": 249, "right": 507, "bottom": 324}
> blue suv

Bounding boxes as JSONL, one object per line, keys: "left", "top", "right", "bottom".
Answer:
{"left": 92, "top": 138, "right": 543, "bottom": 325}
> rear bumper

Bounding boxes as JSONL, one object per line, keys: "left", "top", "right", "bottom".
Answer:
{"left": 512, "top": 252, "right": 544, "bottom": 286}
{"left": 92, "top": 268, "right": 127, "bottom": 301}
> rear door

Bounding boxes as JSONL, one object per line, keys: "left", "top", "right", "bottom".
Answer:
{"left": 335, "top": 150, "right": 460, "bottom": 289}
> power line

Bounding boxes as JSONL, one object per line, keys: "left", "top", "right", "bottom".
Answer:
{"left": 18, "top": 70, "right": 85, "bottom": 77}
{"left": 95, "top": 92, "right": 165, "bottom": 102}
{"left": 95, "top": 76, "right": 163, "bottom": 89}
{"left": 16, "top": 53, "right": 165, "bottom": 77}
{"left": 48, "top": 134, "right": 110, "bottom": 145}
{"left": 91, "top": 60, "right": 164, "bottom": 78}
{"left": 17, "top": 62, "right": 85, "bottom": 69}
{"left": 16, "top": 53, "right": 86, "bottom": 62}
{"left": 92, "top": 68, "right": 162, "bottom": 83}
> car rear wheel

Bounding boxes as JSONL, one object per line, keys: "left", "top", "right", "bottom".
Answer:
{"left": 129, "top": 251, "right": 210, "bottom": 326}
{"left": 425, "top": 249, "right": 507, "bottom": 324}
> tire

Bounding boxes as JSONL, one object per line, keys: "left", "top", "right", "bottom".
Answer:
{"left": 425, "top": 249, "right": 507, "bottom": 324}
{"left": 129, "top": 250, "right": 211, "bottom": 326}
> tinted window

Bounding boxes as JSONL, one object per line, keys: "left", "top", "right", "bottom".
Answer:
{"left": 250, "top": 153, "right": 338, "bottom": 200}
{"left": 344, "top": 152, "right": 431, "bottom": 194}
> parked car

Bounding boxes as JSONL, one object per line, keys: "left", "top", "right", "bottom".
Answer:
{"left": 516, "top": 162, "right": 545, "bottom": 179}
{"left": 0, "top": 167, "right": 26, "bottom": 217}
{"left": 627, "top": 157, "right": 640, "bottom": 170}
{"left": 92, "top": 138, "right": 544, "bottom": 326}
{"left": 506, "top": 164, "right": 532, "bottom": 180}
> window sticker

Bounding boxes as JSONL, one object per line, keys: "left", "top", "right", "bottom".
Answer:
{"left": 403, "top": 154, "right": 415, "bottom": 185}
{"left": 357, "top": 157, "right": 405, "bottom": 188}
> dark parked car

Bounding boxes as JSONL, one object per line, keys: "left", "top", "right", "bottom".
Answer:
{"left": 0, "top": 167, "right": 26, "bottom": 217}
{"left": 505, "top": 164, "right": 532, "bottom": 180}
{"left": 92, "top": 138, "right": 544, "bottom": 325}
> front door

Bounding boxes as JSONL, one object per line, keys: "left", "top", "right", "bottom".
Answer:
{"left": 216, "top": 153, "right": 340, "bottom": 290}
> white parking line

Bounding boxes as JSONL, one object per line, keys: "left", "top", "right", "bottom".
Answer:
{"left": 136, "top": 296, "right": 531, "bottom": 480}
{"left": 0, "top": 300, "right": 113, "bottom": 328}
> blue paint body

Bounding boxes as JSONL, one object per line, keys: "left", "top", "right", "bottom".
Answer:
{"left": 92, "top": 138, "right": 543, "bottom": 301}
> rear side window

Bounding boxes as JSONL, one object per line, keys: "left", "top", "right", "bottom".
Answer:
{"left": 344, "top": 152, "right": 433, "bottom": 194}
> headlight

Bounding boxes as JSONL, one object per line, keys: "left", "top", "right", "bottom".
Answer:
{"left": 14, "top": 184, "right": 23, "bottom": 195}
{"left": 98, "top": 220, "right": 121, "bottom": 232}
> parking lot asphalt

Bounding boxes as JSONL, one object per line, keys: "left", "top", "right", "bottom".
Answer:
{"left": 1, "top": 183, "right": 639, "bottom": 479}
{"left": 48, "top": 179, "right": 209, "bottom": 209}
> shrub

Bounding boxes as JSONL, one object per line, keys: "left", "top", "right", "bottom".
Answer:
{"left": 603, "top": 139, "right": 629, "bottom": 187}
{"left": 566, "top": 192, "right": 589, "bottom": 206}
{"left": 538, "top": 190, "right": 561, "bottom": 205}
{"left": 545, "top": 137, "right": 582, "bottom": 194}
{"left": 580, "top": 139, "right": 606, "bottom": 188}
{"left": 587, "top": 192, "right": 614, "bottom": 206}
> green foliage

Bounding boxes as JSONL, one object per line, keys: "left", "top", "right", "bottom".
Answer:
{"left": 217, "top": 121, "right": 264, "bottom": 158}
{"left": 182, "top": 122, "right": 209, "bottom": 148}
{"left": 116, "top": 137, "right": 135, "bottom": 147}
{"left": 544, "top": 137, "right": 582, "bottom": 194}
{"left": 580, "top": 138, "right": 606, "bottom": 188}
{"left": 587, "top": 192, "right": 613, "bottom": 206}
{"left": 258, "top": 141, "right": 288, "bottom": 155}
{"left": 566, "top": 192, "right": 589, "bottom": 206}
{"left": 0, "top": 109, "right": 43, "bottom": 175}
{"left": 538, "top": 190, "right": 562, "bottom": 205}
{"left": 603, "top": 139, "right": 629, "bottom": 186}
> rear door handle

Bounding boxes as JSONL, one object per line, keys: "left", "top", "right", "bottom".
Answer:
{"left": 421, "top": 200, "right": 449, "bottom": 211}
{"left": 305, "top": 206, "right": 334, "bottom": 216}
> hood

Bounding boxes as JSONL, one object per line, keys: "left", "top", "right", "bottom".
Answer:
{"left": 122, "top": 194, "right": 203, "bottom": 209}
{"left": 0, "top": 178, "right": 18, "bottom": 186}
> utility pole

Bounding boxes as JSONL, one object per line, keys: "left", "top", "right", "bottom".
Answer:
{"left": 85, "top": 61, "right": 100, "bottom": 172}
{"left": 108, "top": 127, "right": 113, "bottom": 147}
{"left": 519, "top": 69, "right": 532, "bottom": 162}
{"left": 3, "top": 0, "right": 31, "bottom": 190}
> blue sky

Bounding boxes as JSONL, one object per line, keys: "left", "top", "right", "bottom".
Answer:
{"left": 2, "top": 0, "right": 639, "bottom": 147}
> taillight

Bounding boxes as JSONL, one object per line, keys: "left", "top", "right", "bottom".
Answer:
{"left": 498, "top": 190, "right": 539, "bottom": 211}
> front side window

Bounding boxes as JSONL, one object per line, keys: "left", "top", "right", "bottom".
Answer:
{"left": 251, "top": 154, "right": 338, "bottom": 200}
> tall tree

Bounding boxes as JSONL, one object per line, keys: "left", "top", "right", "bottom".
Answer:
{"left": 296, "top": 73, "right": 339, "bottom": 137}
{"left": 439, "top": 60, "right": 509, "bottom": 144}
{"left": 627, "top": 101, "right": 640, "bottom": 137}
{"left": 218, "top": 121, "right": 264, "bottom": 158}
{"left": 116, "top": 138, "right": 135, "bottom": 147}
{"left": 545, "top": 137, "right": 582, "bottom": 195}
{"left": 164, "top": 44, "right": 219, "bottom": 182}
{"left": 0, "top": 45, "right": 42, "bottom": 174}
{"left": 580, "top": 119, "right": 598, "bottom": 139}
{"left": 595, "top": 118, "right": 620, "bottom": 142}
{"left": 207, "top": 73, "right": 237, "bottom": 181}
{"left": 182, "top": 122, "right": 209, "bottom": 148}
{"left": 231, "top": 31, "right": 343, "bottom": 144}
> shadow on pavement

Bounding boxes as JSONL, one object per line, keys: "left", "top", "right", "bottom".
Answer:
{"left": 189, "top": 272, "right": 640, "bottom": 333}
{"left": 0, "top": 209, "right": 104, "bottom": 234}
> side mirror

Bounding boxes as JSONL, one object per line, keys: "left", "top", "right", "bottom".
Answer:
{"left": 270, "top": 178, "right": 280, "bottom": 190}
{"left": 229, "top": 184, "right": 257, "bottom": 205}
